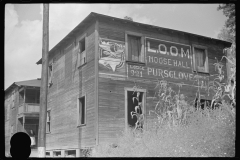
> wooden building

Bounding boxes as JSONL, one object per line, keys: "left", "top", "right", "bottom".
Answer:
{"left": 36, "top": 12, "right": 231, "bottom": 157}
{"left": 5, "top": 79, "right": 41, "bottom": 155}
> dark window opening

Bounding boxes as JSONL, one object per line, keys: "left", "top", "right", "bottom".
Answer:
{"left": 46, "top": 110, "right": 51, "bottom": 133}
{"left": 48, "top": 64, "right": 53, "bottom": 87}
{"left": 79, "top": 38, "right": 86, "bottom": 66}
{"left": 194, "top": 99, "right": 221, "bottom": 110}
{"left": 65, "top": 150, "right": 76, "bottom": 157}
{"left": 53, "top": 151, "right": 61, "bottom": 157}
{"left": 78, "top": 96, "right": 86, "bottom": 126}
{"left": 127, "top": 91, "right": 144, "bottom": 130}
{"left": 79, "top": 38, "right": 85, "bottom": 53}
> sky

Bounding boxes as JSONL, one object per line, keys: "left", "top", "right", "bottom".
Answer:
{"left": 4, "top": 3, "right": 228, "bottom": 90}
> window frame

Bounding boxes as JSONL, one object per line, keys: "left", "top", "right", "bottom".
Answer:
{"left": 124, "top": 87, "right": 146, "bottom": 131}
{"left": 125, "top": 31, "right": 145, "bottom": 64}
{"left": 11, "top": 91, "right": 15, "bottom": 108}
{"left": 192, "top": 44, "right": 209, "bottom": 73}
{"left": 46, "top": 110, "right": 51, "bottom": 133}
{"left": 77, "top": 33, "right": 87, "bottom": 67}
{"left": 77, "top": 95, "right": 86, "bottom": 127}
{"left": 48, "top": 62, "right": 53, "bottom": 87}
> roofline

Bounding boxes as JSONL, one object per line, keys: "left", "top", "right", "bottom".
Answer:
{"left": 5, "top": 79, "right": 41, "bottom": 94}
{"left": 36, "top": 12, "right": 232, "bottom": 65}
{"left": 36, "top": 12, "right": 96, "bottom": 65}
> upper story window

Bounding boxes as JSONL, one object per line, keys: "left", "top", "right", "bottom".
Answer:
{"left": 193, "top": 45, "right": 208, "bottom": 73}
{"left": 48, "top": 63, "right": 53, "bottom": 87}
{"left": 126, "top": 31, "right": 145, "bottom": 63}
{"left": 78, "top": 37, "right": 86, "bottom": 67}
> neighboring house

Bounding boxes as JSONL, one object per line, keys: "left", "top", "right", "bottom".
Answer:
{"left": 5, "top": 79, "right": 41, "bottom": 155}
{"left": 36, "top": 12, "right": 231, "bottom": 157}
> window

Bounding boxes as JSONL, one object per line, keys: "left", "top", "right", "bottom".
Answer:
{"left": 194, "top": 98, "right": 220, "bottom": 110}
{"left": 53, "top": 151, "right": 61, "bottom": 157}
{"left": 125, "top": 88, "right": 146, "bottom": 130}
{"left": 46, "top": 152, "right": 50, "bottom": 157}
{"left": 46, "top": 110, "right": 51, "bottom": 133}
{"left": 48, "top": 63, "right": 53, "bottom": 87}
{"left": 193, "top": 45, "right": 208, "bottom": 73}
{"left": 65, "top": 150, "right": 76, "bottom": 157}
{"left": 78, "top": 38, "right": 86, "bottom": 67}
{"left": 77, "top": 96, "right": 86, "bottom": 126}
{"left": 126, "top": 32, "right": 144, "bottom": 63}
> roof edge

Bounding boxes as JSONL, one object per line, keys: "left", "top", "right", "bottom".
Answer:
{"left": 36, "top": 12, "right": 232, "bottom": 65}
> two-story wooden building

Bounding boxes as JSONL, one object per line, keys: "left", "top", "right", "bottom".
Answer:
{"left": 36, "top": 12, "right": 231, "bottom": 157}
{"left": 5, "top": 78, "right": 41, "bottom": 155}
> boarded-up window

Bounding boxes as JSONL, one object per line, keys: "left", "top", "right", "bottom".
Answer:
{"left": 46, "top": 110, "right": 51, "bottom": 133}
{"left": 48, "top": 64, "right": 53, "bottom": 87}
{"left": 128, "top": 35, "right": 142, "bottom": 62}
{"left": 77, "top": 96, "right": 86, "bottom": 126}
{"left": 78, "top": 38, "right": 86, "bottom": 67}
{"left": 193, "top": 45, "right": 208, "bottom": 73}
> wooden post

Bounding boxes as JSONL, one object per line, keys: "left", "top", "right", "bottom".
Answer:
{"left": 38, "top": 3, "right": 49, "bottom": 157}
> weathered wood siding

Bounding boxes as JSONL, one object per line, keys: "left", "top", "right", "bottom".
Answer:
{"left": 5, "top": 94, "right": 11, "bottom": 154}
{"left": 46, "top": 22, "right": 96, "bottom": 151}
{"left": 5, "top": 87, "right": 19, "bottom": 154}
{"left": 97, "top": 20, "right": 229, "bottom": 144}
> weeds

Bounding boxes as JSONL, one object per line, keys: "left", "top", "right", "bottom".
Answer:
{"left": 91, "top": 46, "right": 235, "bottom": 157}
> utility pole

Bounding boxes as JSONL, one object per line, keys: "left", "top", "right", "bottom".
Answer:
{"left": 38, "top": 3, "right": 49, "bottom": 157}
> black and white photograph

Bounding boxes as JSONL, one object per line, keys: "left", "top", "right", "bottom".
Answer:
{"left": 5, "top": 3, "right": 235, "bottom": 157}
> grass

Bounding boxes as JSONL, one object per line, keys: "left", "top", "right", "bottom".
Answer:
{"left": 91, "top": 104, "right": 235, "bottom": 157}
{"left": 91, "top": 47, "right": 235, "bottom": 157}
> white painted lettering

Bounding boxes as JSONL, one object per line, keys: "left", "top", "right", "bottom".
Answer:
{"left": 170, "top": 46, "right": 178, "bottom": 56}
{"left": 169, "top": 71, "right": 174, "bottom": 78}
{"left": 159, "top": 44, "right": 167, "bottom": 54}
{"left": 168, "top": 59, "right": 172, "bottom": 65}
{"left": 173, "top": 60, "right": 178, "bottom": 67}
{"left": 147, "top": 67, "right": 153, "bottom": 75}
{"left": 181, "top": 48, "right": 190, "bottom": 59}
{"left": 163, "top": 58, "right": 167, "bottom": 65}
{"left": 148, "top": 56, "right": 153, "bottom": 63}
{"left": 164, "top": 70, "right": 168, "bottom": 78}
{"left": 158, "top": 69, "right": 164, "bottom": 78}
{"left": 147, "top": 42, "right": 157, "bottom": 53}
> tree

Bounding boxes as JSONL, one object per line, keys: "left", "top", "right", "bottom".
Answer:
{"left": 217, "top": 26, "right": 235, "bottom": 43}
{"left": 217, "top": 4, "right": 235, "bottom": 107}
{"left": 217, "top": 4, "right": 235, "bottom": 36}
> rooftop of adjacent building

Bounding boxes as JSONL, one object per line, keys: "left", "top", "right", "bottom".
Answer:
{"left": 5, "top": 78, "right": 41, "bottom": 95}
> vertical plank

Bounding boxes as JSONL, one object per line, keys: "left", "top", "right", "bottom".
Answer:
{"left": 94, "top": 20, "right": 99, "bottom": 146}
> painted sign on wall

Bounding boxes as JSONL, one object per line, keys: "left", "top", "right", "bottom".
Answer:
{"left": 128, "top": 37, "right": 209, "bottom": 87}
{"left": 99, "top": 38, "right": 125, "bottom": 77}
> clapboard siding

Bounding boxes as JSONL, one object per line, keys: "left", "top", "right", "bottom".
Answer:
{"left": 97, "top": 19, "right": 229, "bottom": 145}
{"left": 46, "top": 22, "right": 96, "bottom": 151}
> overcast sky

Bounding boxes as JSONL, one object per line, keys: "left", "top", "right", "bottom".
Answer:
{"left": 4, "top": 3, "right": 228, "bottom": 90}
